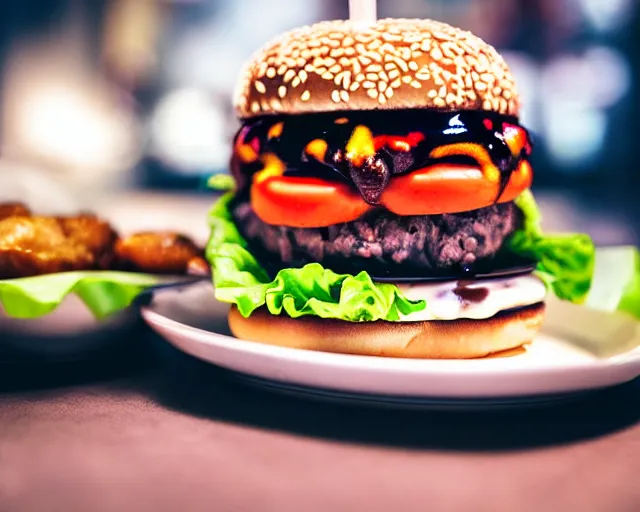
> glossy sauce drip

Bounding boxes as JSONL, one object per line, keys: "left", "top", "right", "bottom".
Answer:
{"left": 232, "top": 109, "right": 532, "bottom": 204}
{"left": 452, "top": 280, "right": 490, "bottom": 308}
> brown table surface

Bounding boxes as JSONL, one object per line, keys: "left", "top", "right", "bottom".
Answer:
{"left": 1, "top": 331, "right": 639, "bottom": 512}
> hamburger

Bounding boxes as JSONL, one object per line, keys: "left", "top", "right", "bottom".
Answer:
{"left": 206, "top": 18, "right": 595, "bottom": 359}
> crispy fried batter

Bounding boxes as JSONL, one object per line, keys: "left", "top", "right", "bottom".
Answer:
{"left": 0, "top": 215, "right": 117, "bottom": 279}
{"left": 0, "top": 202, "right": 31, "bottom": 220}
{"left": 114, "top": 232, "right": 206, "bottom": 274}
{"left": 0, "top": 201, "right": 208, "bottom": 278}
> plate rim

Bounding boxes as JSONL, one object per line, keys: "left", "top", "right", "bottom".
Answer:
{"left": 140, "top": 289, "right": 640, "bottom": 379}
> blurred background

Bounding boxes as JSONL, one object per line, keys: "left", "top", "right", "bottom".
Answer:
{"left": 0, "top": 0, "right": 638, "bottom": 244}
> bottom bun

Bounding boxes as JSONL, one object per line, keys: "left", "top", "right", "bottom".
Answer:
{"left": 228, "top": 303, "right": 546, "bottom": 359}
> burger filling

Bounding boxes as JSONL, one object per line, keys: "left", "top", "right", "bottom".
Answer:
{"left": 232, "top": 199, "right": 519, "bottom": 277}
{"left": 231, "top": 109, "right": 532, "bottom": 229}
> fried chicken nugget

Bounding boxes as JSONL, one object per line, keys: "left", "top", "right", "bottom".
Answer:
{"left": 114, "top": 232, "right": 207, "bottom": 275}
{"left": 0, "top": 202, "right": 31, "bottom": 220}
{"left": 0, "top": 215, "right": 117, "bottom": 279}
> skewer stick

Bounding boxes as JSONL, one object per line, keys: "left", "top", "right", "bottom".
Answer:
{"left": 349, "top": 0, "right": 377, "bottom": 25}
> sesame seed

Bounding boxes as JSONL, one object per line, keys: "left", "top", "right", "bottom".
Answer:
{"left": 277, "top": 64, "right": 287, "bottom": 75}
{"left": 270, "top": 98, "right": 282, "bottom": 110}
{"left": 301, "top": 90, "right": 311, "bottom": 101}
{"left": 408, "top": 61, "right": 419, "bottom": 71}
{"left": 410, "top": 81, "right": 422, "bottom": 89}
{"left": 339, "top": 57, "right": 350, "bottom": 66}
{"left": 446, "top": 92, "right": 456, "bottom": 104}
{"left": 482, "top": 99, "right": 492, "bottom": 110}
{"left": 299, "top": 70, "right": 308, "bottom": 82}
{"left": 385, "top": 87, "right": 393, "bottom": 98}
{"left": 368, "top": 39, "right": 382, "bottom": 50}
{"left": 322, "top": 72, "right": 334, "bottom": 80}
{"left": 380, "top": 43, "right": 395, "bottom": 53}
{"left": 394, "top": 57, "right": 409, "bottom": 72}
{"left": 255, "top": 80, "right": 266, "bottom": 94}
{"left": 359, "top": 55, "right": 372, "bottom": 66}
{"left": 251, "top": 101, "right": 260, "bottom": 113}
{"left": 353, "top": 60, "right": 362, "bottom": 74}
{"left": 363, "top": 80, "right": 376, "bottom": 89}
{"left": 291, "top": 76, "right": 301, "bottom": 88}
{"left": 402, "top": 75, "right": 412, "bottom": 84}
{"left": 301, "top": 49, "right": 311, "bottom": 59}
{"left": 433, "top": 97, "right": 446, "bottom": 107}
{"left": 324, "top": 57, "right": 336, "bottom": 67}
{"left": 266, "top": 67, "right": 277, "bottom": 79}
{"left": 378, "top": 81, "right": 387, "bottom": 92}
{"left": 343, "top": 71, "right": 352, "bottom": 89}
{"left": 331, "top": 90, "right": 341, "bottom": 103}
{"left": 388, "top": 69, "right": 400, "bottom": 79}
{"left": 367, "top": 88, "right": 378, "bottom": 99}
{"left": 428, "top": 89, "right": 437, "bottom": 98}
{"left": 430, "top": 47, "right": 443, "bottom": 61}
{"left": 412, "top": 51, "right": 423, "bottom": 59}
{"left": 330, "top": 48, "right": 344, "bottom": 58}
{"left": 366, "top": 73, "right": 378, "bottom": 81}
{"left": 329, "top": 64, "right": 341, "bottom": 74}
{"left": 379, "top": 70, "right": 389, "bottom": 82}
{"left": 284, "top": 69, "right": 296, "bottom": 82}
{"left": 500, "top": 98, "right": 508, "bottom": 112}
{"left": 340, "top": 90, "right": 349, "bottom": 102}
{"left": 278, "top": 86, "right": 287, "bottom": 98}
{"left": 416, "top": 71, "right": 430, "bottom": 80}
{"left": 304, "top": 63, "right": 315, "bottom": 72}
{"left": 421, "top": 40, "right": 431, "bottom": 51}
{"left": 384, "top": 63, "right": 396, "bottom": 71}
{"left": 343, "top": 36, "right": 354, "bottom": 47}
{"left": 467, "top": 90, "right": 477, "bottom": 101}
{"left": 471, "top": 71, "right": 480, "bottom": 81}
{"left": 382, "top": 32, "right": 402, "bottom": 42}
{"left": 492, "top": 97, "right": 501, "bottom": 111}
{"left": 345, "top": 47, "right": 355, "bottom": 56}
{"left": 378, "top": 93, "right": 387, "bottom": 104}
{"left": 410, "top": 42, "right": 420, "bottom": 51}
{"left": 493, "top": 86, "right": 502, "bottom": 95}
{"left": 481, "top": 72, "right": 496, "bottom": 83}
{"left": 367, "top": 64, "right": 383, "bottom": 72}
{"left": 349, "top": 82, "right": 360, "bottom": 91}
{"left": 356, "top": 73, "right": 366, "bottom": 82}
{"left": 390, "top": 78, "right": 401, "bottom": 88}
{"left": 365, "top": 51, "right": 383, "bottom": 62}
{"left": 475, "top": 82, "right": 487, "bottom": 91}
{"left": 438, "top": 85, "right": 446, "bottom": 97}
{"left": 503, "top": 90, "right": 512, "bottom": 99}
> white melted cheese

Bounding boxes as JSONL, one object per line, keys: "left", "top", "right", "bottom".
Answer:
{"left": 396, "top": 274, "right": 546, "bottom": 322}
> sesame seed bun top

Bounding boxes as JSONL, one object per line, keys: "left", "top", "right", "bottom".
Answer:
{"left": 234, "top": 18, "right": 520, "bottom": 119}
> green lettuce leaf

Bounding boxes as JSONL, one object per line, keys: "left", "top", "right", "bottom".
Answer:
{"left": 207, "top": 173, "right": 235, "bottom": 191}
{"left": 0, "top": 271, "right": 164, "bottom": 319}
{"left": 508, "top": 189, "right": 595, "bottom": 303}
{"left": 205, "top": 193, "right": 425, "bottom": 322}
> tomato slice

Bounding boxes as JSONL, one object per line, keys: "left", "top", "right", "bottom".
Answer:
{"left": 250, "top": 162, "right": 532, "bottom": 227}
{"left": 251, "top": 176, "right": 371, "bottom": 228}
{"left": 381, "top": 161, "right": 531, "bottom": 216}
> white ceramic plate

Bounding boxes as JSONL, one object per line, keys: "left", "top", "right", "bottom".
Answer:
{"left": 141, "top": 281, "right": 640, "bottom": 403}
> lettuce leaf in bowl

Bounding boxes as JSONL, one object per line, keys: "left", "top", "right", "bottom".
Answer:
{"left": 0, "top": 271, "right": 164, "bottom": 319}
{"left": 206, "top": 193, "right": 426, "bottom": 322}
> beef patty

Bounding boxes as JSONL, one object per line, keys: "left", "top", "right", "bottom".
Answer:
{"left": 232, "top": 200, "right": 519, "bottom": 277}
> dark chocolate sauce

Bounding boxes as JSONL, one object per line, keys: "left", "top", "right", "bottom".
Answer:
{"left": 233, "top": 109, "right": 532, "bottom": 203}
{"left": 453, "top": 280, "right": 490, "bottom": 307}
